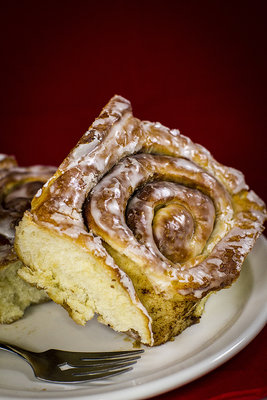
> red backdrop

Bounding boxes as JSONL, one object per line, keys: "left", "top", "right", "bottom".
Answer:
{"left": 0, "top": 1, "right": 266, "bottom": 204}
{"left": 0, "top": 1, "right": 266, "bottom": 399}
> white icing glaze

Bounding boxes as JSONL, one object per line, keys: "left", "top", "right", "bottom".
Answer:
{"left": 30, "top": 95, "right": 266, "bottom": 302}
{"left": 85, "top": 153, "right": 236, "bottom": 292}
{"left": 34, "top": 188, "right": 42, "bottom": 198}
{"left": 127, "top": 181, "right": 216, "bottom": 265}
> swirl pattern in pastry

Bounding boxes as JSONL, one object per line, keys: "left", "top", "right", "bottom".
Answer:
{"left": 15, "top": 96, "right": 266, "bottom": 345}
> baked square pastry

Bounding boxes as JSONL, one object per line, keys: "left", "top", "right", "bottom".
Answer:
{"left": 0, "top": 154, "right": 55, "bottom": 323}
{"left": 15, "top": 96, "right": 266, "bottom": 345}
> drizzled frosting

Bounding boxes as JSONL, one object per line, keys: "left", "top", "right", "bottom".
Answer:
{"left": 127, "top": 181, "right": 215, "bottom": 264}
{"left": 85, "top": 153, "right": 234, "bottom": 285}
{"left": 30, "top": 95, "right": 266, "bottom": 299}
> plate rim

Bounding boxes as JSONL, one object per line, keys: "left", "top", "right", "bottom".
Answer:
{"left": 0, "top": 235, "right": 266, "bottom": 400}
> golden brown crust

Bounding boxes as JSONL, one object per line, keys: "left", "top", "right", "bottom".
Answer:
{"left": 27, "top": 95, "right": 266, "bottom": 297}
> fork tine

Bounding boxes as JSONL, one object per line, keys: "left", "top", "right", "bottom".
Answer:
{"left": 38, "top": 367, "right": 134, "bottom": 383}
{"left": 79, "top": 350, "right": 144, "bottom": 359}
{"left": 62, "top": 359, "right": 138, "bottom": 374}
{"left": 66, "top": 354, "right": 142, "bottom": 367}
{"left": 49, "top": 349, "right": 144, "bottom": 363}
{"left": 70, "top": 366, "right": 134, "bottom": 382}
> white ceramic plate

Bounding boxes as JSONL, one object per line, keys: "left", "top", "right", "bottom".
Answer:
{"left": 0, "top": 236, "right": 266, "bottom": 400}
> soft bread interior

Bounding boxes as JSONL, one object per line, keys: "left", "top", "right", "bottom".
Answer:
{"left": 0, "top": 260, "right": 48, "bottom": 324}
{"left": 15, "top": 211, "right": 207, "bottom": 346}
{"left": 15, "top": 212, "right": 153, "bottom": 345}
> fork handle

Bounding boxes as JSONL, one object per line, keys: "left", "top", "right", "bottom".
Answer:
{"left": 0, "top": 342, "right": 33, "bottom": 361}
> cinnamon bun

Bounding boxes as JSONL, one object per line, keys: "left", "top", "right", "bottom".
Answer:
{"left": 15, "top": 96, "right": 266, "bottom": 345}
{"left": 0, "top": 154, "right": 56, "bottom": 323}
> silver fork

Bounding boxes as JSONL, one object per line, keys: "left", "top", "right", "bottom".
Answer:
{"left": 0, "top": 342, "right": 144, "bottom": 383}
